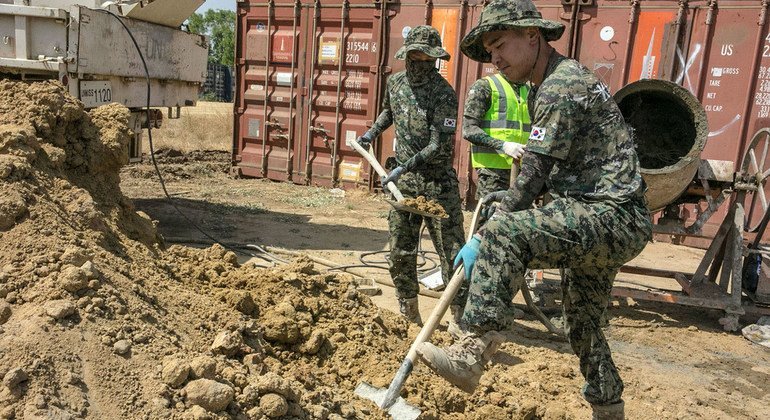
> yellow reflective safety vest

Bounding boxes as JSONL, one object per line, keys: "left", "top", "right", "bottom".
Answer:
{"left": 471, "top": 74, "right": 531, "bottom": 169}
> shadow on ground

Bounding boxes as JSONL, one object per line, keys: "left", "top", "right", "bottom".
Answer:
{"left": 132, "top": 197, "right": 390, "bottom": 253}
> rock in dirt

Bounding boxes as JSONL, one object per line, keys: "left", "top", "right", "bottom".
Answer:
{"left": 59, "top": 265, "right": 88, "bottom": 292}
{"left": 189, "top": 356, "right": 216, "bottom": 380}
{"left": 59, "top": 247, "right": 91, "bottom": 268}
{"left": 183, "top": 379, "right": 234, "bottom": 413}
{"left": 0, "top": 301, "right": 11, "bottom": 324}
{"left": 44, "top": 299, "right": 75, "bottom": 320}
{"left": 184, "top": 405, "right": 212, "bottom": 420}
{"left": 300, "top": 329, "right": 326, "bottom": 355}
{"left": 256, "top": 372, "right": 297, "bottom": 400}
{"left": 0, "top": 190, "right": 27, "bottom": 230}
{"left": 210, "top": 330, "right": 243, "bottom": 357}
{"left": 113, "top": 339, "right": 132, "bottom": 355}
{"left": 218, "top": 290, "right": 256, "bottom": 315}
{"left": 261, "top": 302, "right": 301, "bottom": 344}
{"left": 80, "top": 260, "right": 98, "bottom": 279}
{"left": 3, "top": 367, "right": 28, "bottom": 389}
{"left": 162, "top": 358, "right": 190, "bottom": 388}
{"left": 259, "top": 393, "right": 288, "bottom": 418}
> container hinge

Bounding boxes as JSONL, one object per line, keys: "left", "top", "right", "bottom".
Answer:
{"left": 366, "top": 120, "right": 373, "bottom": 128}
{"left": 369, "top": 65, "right": 379, "bottom": 74}
{"left": 238, "top": 58, "right": 246, "bottom": 65}
{"left": 381, "top": 65, "right": 392, "bottom": 75}
{"left": 301, "top": 87, "right": 308, "bottom": 96}
{"left": 237, "top": 107, "right": 245, "bottom": 114}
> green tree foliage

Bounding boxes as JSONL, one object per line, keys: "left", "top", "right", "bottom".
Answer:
{"left": 188, "top": 9, "right": 236, "bottom": 66}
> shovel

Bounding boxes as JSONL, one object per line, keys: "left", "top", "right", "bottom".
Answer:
{"left": 350, "top": 140, "right": 447, "bottom": 219}
{"left": 355, "top": 200, "right": 485, "bottom": 419}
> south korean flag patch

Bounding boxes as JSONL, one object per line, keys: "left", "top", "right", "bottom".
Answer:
{"left": 529, "top": 127, "right": 546, "bottom": 142}
{"left": 444, "top": 118, "right": 457, "bottom": 128}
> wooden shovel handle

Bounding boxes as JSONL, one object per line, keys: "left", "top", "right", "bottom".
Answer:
{"left": 350, "top": 139, "right": 404, "bottom": 202}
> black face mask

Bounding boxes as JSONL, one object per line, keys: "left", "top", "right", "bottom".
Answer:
{"left": 405, "top": 58, "right": 437, "bottom": 86}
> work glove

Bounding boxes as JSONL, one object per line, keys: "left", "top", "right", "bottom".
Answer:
{"left": 502, "top": 142, "right": 525, "bottom": 160}
{"left": 356, "top": 131, "right": 374, "bottom": 150}
{"left": 453, "top": 234, "right": 482, "bottom": 279}
{"left": 381, "top": 165, "right": 406, "bottom": 186}
{"left": 480, "top": 190, "right": 509, "bottom": 220}
{"left": 481, "top": 190, "right": 508, "bottom": 206}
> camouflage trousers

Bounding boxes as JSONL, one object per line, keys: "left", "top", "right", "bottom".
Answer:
{"left": 389, "top": 169, "right": 466, "bottom": 302}
{"left": 462, "top": 196, "right": 651, "bottom": 405}
{"left": 475, "top": 167, "right": 512, "bottom": 199}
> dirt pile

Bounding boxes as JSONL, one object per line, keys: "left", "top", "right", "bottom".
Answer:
{"left": 0, "top": 81, "right": 594, "bottom": 419}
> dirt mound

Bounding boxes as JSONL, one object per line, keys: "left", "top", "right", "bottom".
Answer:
{"left": 0, "top": 81, "right": 590, "bottom": 419}
{"left": 121, "top": 149, "right": 230, "bottom": 181}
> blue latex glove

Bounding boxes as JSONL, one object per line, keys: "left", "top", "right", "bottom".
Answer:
{"left": 453, "top": 234, "right": 482, "bottom": 279}
{"left": 356, "top": 131, "right": 373, "bottom": 149}
{"left": 381, "top": 165, "right": 406, "bottom": 186}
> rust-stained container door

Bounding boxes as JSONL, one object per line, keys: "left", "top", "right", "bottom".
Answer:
{"left": 233, "top": 0, "right": 305, "bottom": 182}
{"left": 685, "top": 0, "right": 770, "bottom": 239}
{"left": 299, "top": 0, "right": 383, "bottom": 188}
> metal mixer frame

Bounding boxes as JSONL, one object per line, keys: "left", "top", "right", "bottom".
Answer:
{"left": 612, "top": 128, "right": 770, "bottom": 331}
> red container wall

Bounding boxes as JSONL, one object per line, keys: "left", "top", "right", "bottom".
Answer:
{"left": 234, "top": 0, "right": 770, "bottom": 242}
{"left": 300, "top": 2, "right": 383, "bottom": 188}
{"left": 234, "top": 0, "right": 304, "bottom": 181}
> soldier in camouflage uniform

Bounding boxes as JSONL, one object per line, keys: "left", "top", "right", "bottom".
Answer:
{"left": 356, "top": 25, "right": 466, "bottom": 326}
{"left": 416, "top": 2, "right": 651, "bottom": 419}
{"left": 463, "top": 77, "right": 530, "bottom": 199}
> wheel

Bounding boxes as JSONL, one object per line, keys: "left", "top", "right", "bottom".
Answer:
{"left": 740, "top": 128, "right": 770, "bottom": 232}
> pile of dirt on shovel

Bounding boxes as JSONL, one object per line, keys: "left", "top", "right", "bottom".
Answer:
{"left": 0, "top": 81, "right": 589, "bottom": 419}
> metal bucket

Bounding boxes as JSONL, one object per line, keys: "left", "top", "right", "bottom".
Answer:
{"left": 615, "top": 79, "right": 708, "bottom": 212}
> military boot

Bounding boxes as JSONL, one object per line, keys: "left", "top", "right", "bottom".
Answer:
{"left": 416, "top": 331, "right": 504, "bottom": 393}
{"left": 447, "top": 305, "right": 467, "bottom": 339}
{"left": 399, "top": 297, "right": 423, "bottom": 326}
{"left": 591, "top": 400, "right": 625, "bottom": 420}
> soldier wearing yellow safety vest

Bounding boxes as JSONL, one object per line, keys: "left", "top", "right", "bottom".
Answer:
{"left": 462, "top": 72, "right": 531, "bottom": 198}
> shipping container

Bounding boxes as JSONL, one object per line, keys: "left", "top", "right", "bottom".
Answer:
{"left": 233, "top": 0, "right": 770, "bottom": 243}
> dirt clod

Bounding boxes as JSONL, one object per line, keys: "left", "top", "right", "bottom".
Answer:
{"left": 260, "top": 392, "right": 289, "bottom": 418}
{"left": 2, "top": 368, "right": 27, "bottom": 389}
{"left": 183, "top": 379, "right": 234, "bottom": 413}
{"left": 401, "top": 195, "right": 448, "bottom": 218}
{"left": 43, "top": 300, "right": 75, "bottom": 320}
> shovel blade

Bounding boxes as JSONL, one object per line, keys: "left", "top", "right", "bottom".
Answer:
{"left": 354, "top": 382, "right": 421, "bottom": 420}
{"left": 386, "top": 200, "right": 448, "bottom": 219}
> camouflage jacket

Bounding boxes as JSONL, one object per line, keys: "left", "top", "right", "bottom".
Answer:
{"left": 368, "top": 69, "right": 458, "bottom": 173}
{"left": 524, "top": 52, "right": 644, "bottom": 203}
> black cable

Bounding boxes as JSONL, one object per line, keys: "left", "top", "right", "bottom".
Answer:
{"left": 99, "top": 8, "right": 249, "bottom": 256}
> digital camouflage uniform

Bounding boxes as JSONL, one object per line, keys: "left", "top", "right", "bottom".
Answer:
{"left": 457, "top": 0, "right": 652, "bottom": 407}
{"left": 367, "top": 26, "right": 466, "bottom": 301}
{"left": 463, "top": 78, "right": 527, "bottom": 198}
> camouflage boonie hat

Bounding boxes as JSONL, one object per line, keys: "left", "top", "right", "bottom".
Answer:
{"left": 461, "top": 0, "right": 566, "bottom": 63}
{"left": 395, "top": 25, "right": 451, "bottom": 60}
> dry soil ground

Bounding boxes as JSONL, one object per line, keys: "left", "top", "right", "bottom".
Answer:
{"left": 120, "top": 147, "right": 770, "bottom": 419}
{"left": 1, "top": 87, "right": 768, "bottom": 420}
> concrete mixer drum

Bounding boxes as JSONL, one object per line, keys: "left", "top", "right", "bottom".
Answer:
{"left": 614, "top": 79, "right": 709, "bottom": 212}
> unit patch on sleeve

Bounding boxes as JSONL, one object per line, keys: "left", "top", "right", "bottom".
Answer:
{"left": 444, "top": 118, "right": 457, "bottom": 128}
